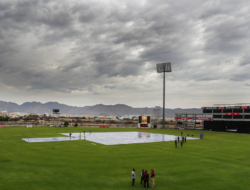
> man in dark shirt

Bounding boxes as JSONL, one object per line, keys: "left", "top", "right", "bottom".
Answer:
{"left": 141, "top": 169, "right": 144, "bottom": 185}
{"left": 143, "top": 170, "right": 149, "bottom": 190}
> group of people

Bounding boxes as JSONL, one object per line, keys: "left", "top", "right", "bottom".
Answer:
{"left": 69, "top": 130, "right": 92, "bottom": 140}
{"left": 132, "top": 168, "right": 155, "bottom": 189}
{"left": 175, "top": 136, "right": 186, "bottom": 147}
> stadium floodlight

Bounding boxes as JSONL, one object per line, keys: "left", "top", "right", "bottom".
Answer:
{"left": 53, "top": 109, "right": 60, "bottom": 114}
{"left": 156, "top": 62, "right": 172, "bottom": 128}
{"left": 157, "top": 62, "right": 172, "bottom": 73}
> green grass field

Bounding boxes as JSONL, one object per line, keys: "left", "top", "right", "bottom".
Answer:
{"left": 1, "top": 126, "right": 250, "bottom": 190}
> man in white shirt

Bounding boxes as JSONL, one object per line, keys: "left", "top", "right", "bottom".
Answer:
{"left": 132, "top": 168, "right": 136, "bottom": 187}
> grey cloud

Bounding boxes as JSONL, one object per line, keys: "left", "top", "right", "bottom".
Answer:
{"left": 230, "top": 73, "right": 250, "bottom": 82}
{"left": 240, "top": 55, "right": 250, "bottom": 66}
{"left": 104, "top": 85, "right": 116, "bottom": 89}
{"left": 0, "top": 0, "right": 250, "bottom": 97}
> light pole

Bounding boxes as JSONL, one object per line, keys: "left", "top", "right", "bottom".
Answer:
{"left": 157, "top": 62, "right": 172, "bottom": 128}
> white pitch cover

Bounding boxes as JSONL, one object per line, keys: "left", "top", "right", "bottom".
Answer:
{"left": 22, "top": 132, "right": 198, "bottom": 145}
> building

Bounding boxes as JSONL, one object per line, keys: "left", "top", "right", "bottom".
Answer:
{"left": 8, "top": 112, "right": 19, "bottom": 118}
{"left": 175, "top": 103, "right": 250, "bottom": 133}
{"left": 203, "top": 104, "right": 250, "bottom": 133}
{"left": 201, "top": 104, "right": 250, "bottom": 120}
{"left": 100, "top": 116, "right": 108, "bottom": 119}
{"left": 0, "top": 111, "right": 8, "bottom": 117}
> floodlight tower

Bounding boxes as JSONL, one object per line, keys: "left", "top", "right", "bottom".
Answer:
{"left": 156, "top": 62, "right": 172, "bottom": 128}
{"left": 53, "top": 109, "right": 60, "bottom": 127}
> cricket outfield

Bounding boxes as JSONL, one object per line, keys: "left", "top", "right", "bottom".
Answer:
{"left": 0, "top": 126, "right": 249, "bottom": 190}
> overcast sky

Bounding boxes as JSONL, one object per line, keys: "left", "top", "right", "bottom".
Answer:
{"left": 0, "top": 0, "right": 250, "bottom": 108}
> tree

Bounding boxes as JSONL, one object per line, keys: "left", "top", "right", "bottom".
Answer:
{"left": 74, "top": 123, "right": 78, "bottom": 127}
{"left": 64, "top": 121, "right": 69, "bottom": 127}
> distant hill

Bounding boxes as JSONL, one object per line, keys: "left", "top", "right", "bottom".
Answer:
{"left": 0, "top": 101, "right": 202, "bottom": 117}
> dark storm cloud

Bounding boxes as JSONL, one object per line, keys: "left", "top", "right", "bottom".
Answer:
{"left": 0, "top": 0, "right": 250, "bottom": 96}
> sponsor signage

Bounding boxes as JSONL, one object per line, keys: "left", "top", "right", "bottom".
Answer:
{"left": 218, "top": 107, "right": 225, "bottom": 109}
{"left": 140, "top": 127, "right": 149, "bottom": 129}
{"left": 99, "top": 125, "right": 109, "bottom": 128}
{"left": 0, "top": 125, "right": 5, "bottom": 128}
{"left": 241, "top": 106, "right": 249, "bottom": 109}
{"left": 226, "top": 113, "right": 239, "bottom": 115}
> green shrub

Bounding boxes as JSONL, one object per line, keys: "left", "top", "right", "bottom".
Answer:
{"left": 64, "top": 121, "right": 69, "bottom": 127}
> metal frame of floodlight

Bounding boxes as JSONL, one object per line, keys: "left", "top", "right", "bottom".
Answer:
{"left": 156, "top": 62, "right": 172, "bottom": 129}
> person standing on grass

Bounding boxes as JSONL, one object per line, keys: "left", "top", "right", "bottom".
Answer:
{"left": 143, "top": 170, "right": 149, "bottom": 190}
{"left": 69, "top": 133, "right": 72, "bottom": 138}
{"left": 141, "top": 169, "right": 144, "bottom": 185}
{"left": 151, "top": 169, "right": 156, "bottom": 187}
{"left": 132, "top": 168, "right": 136, "bottom": 187}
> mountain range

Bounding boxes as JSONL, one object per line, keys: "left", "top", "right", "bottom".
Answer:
{"left": 0, "top": 101, "right": 202, "bottom": 118}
